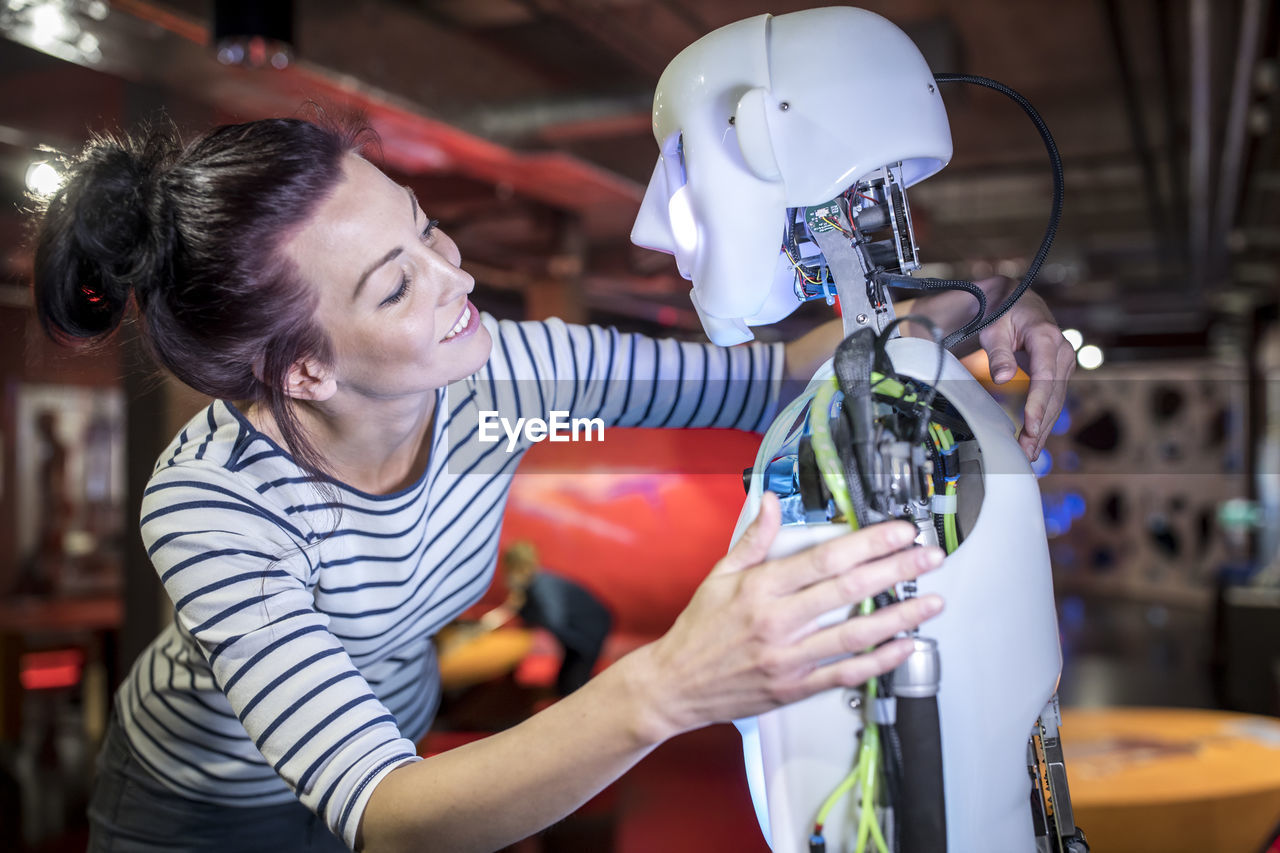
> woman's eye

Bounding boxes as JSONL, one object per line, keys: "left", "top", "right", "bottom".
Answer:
{"left": 382, "top": 272, "right": 411, "bottom": 307}
{"left": 421, "top": 218, "right": 439, "bottom": 243}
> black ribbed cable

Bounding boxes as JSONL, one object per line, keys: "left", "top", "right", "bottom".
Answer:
{"left": 875, "top": 73, "right": 1064, "bottom": 349}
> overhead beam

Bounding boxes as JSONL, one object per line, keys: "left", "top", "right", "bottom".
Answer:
{"left": 0, "top": 0, "right": 644, "bottom": 235}
{"left": 525, "top": 0, "right": 703, "bottom": 78}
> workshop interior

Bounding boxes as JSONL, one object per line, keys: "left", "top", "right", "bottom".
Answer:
{"left": 1, "top": 1, "right": 1279, "bottom": 852}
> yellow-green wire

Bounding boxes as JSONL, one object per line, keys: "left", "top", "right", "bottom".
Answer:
{"left": 810, "top": 378, "right": 858, "bottom": 529}
{"left": 807, "top": 382, "right": 889, "bottom": 853}
{"left": 935, "top": 425, "right": 959, "bottom": 553}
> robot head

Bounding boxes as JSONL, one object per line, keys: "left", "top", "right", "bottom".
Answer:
{"left": 631, "top": 7, "right": 953, "bottom": 344}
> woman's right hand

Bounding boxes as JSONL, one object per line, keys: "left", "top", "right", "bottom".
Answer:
{"left": 630, "top": 492, "right": 945, "bottom": 743}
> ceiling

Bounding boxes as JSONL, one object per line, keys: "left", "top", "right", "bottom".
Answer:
{"left": 1, "top": 0, "right": 1277, "bottom": 355}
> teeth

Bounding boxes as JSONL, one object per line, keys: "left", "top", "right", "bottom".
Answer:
{"left": 444, "top": 306, "right": 470, "bottom": 340}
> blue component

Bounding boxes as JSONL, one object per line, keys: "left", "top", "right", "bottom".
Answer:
{"left": 765, "top": 456, "right": 798, "bottom": 496}
{"left": 778, "top": 493, "right": 810, "bottom": 525}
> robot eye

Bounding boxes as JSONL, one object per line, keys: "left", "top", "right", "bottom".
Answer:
{"left": 661, "top": 131, "right": 688, "bottom": 192}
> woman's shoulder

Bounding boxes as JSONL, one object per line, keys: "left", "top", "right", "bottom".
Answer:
{"left": 141, "top": 403, "right": 318, "bottom": 553}
{"left": 145, "top": 400, "right": 306, "bottom": 505}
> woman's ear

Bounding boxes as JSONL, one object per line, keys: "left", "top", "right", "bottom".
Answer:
{"left": 282, "top": 357, "right": 337, "bottom": 402}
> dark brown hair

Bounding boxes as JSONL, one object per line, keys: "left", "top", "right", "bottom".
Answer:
{"left": 32, "top": 115, "right": 372, "bottom": 477}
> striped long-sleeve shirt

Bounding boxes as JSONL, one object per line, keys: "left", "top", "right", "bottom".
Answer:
{"left": 120, "top": 314, "right": 784, "bottom": 848}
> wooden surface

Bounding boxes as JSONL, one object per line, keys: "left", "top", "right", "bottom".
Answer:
{"left": 0, "top": 595, "right": 122, "bottom": 633}
{"left": 0, "top": 595, "right": 123, "bottom": 743}
{"left": 1062, "top": 707, "right": 1280, "bottom": 853}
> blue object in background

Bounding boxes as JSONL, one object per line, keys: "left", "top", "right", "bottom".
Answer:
{"left": 1051, "top": 408, "right": 1071, "bottom": 435}
{"left": 1031, "top": 448, "right": 1053, "bottom": 478}
{"left": 1041, "top": 488, "right": 1087, "bottom": 538}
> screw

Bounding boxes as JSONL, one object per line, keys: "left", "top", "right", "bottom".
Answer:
{"left": 928, "top": 83, "right": 936, "bottom": 94}
{"left": 856, "top": 313, "right": 869, "bottom": 325}
{"left": 848, "top": 694, "right": 862, "bottom": 710}
{"left": 728, "top": 116, "right": 735, "bottom": 125}
{"left": 779, "top": 101, "right": 790, "bottom": 111}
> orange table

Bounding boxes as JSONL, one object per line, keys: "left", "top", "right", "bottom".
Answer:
{"left": 1062, "top": 707, "right": 1280, "bottom": 853}
{"left": 436, "top": 627, "right": 534, "bottom": 691}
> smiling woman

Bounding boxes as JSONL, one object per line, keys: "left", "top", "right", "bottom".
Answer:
{"left": 30, "top": 115, "right": 945, "bottom": 853}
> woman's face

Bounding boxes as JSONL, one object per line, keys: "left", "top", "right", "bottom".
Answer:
{"left": 283, "top": 153, "right": 492, "bottom": 402}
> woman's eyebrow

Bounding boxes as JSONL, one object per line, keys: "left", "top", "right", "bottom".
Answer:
{"left": 352, "top": 187, "right": 419, "bottom": 301}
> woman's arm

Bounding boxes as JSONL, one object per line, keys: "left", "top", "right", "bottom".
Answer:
{"left": 358, "top": 496, "right": 943, "bottom": 853}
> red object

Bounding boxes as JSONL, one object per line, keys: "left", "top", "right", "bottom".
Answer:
{"left": 482, "top": 426, "right": 761, "bottom": 637}
{"left": 19, "top": 648, "right": 84, "bottom": 690}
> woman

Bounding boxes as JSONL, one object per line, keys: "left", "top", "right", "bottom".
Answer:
{"left": 34, "top": 116, "right": 1064, "bottom": 852}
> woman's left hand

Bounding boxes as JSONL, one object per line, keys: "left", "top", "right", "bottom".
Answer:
{"left": 973, "top": 279, "right": 1076, "bottom": 461}
{"left": 783, "top": 276, "right": 1076, "bottom": 462}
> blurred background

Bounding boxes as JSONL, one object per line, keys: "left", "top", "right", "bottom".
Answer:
{"left": 0, "top": 0, "right": 1278, "bottom": 851}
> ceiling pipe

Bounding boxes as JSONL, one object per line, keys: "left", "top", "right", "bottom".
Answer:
{"left": 1153, "top": 0, "right": 1189, "bottom": 276}
{"left": 1188, "top": 0, "right": 1213, "bottom": 291}
{"left": 1212, "top": 0, "right": 1269, "bottom": 273}
{"left": 1100, "top": 0, "right": 1174, "bottom": 269}
{"left": 0, "top": 0, "right": 643, "bottom": 232}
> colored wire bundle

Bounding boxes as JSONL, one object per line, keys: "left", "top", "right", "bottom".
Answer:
{"left": 808, "top": 376, "right": 889, "bottom": 853}
{"left": 928, "top": 423, "right": 959, "bottom": 554}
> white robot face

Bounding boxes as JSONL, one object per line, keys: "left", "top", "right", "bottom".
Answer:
{"left": 631, "top": 7, "right": 955, "bottom": 345}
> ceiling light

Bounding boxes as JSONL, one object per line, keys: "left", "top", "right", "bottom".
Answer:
{"left": 25, "top": 161, "right": 63, "bottom": 196}
{"left": 29, "top": 2, "right": 78, "bottom": 47}
{"left": 1076, "top": 344, "right": 1104, "bottom": 370}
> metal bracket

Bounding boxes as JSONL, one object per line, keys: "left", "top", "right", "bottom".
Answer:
{"left": 806, "top": 199, "right": 896, "bottom": 340}
{"left": 1027, "top": 694, "right": 1090, "bottom": 853}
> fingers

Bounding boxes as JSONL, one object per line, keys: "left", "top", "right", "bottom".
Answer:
{"left": 757, "top": 520, "right": 918, "bottom": 596}
{"left": 777, "top": 546, "right": 944, "bottom": 635}
{"left": 797, "top": 636, "right": 918, "bottom": 698}
{"left": 785, "top": 595, "right": 944, "bottom": 669}
{"left": 978, "top": 319, "right": 1019, "bottom": 385}
{"left": 1019, "top": 326, "right": 1074, "bottom": 460}
{"left": 713, "top": 492, "right": 781, "bottom": 576}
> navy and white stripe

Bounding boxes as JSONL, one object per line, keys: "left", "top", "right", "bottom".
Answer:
{"left": 118, "top": 314, "right": 783, "bottom": 848}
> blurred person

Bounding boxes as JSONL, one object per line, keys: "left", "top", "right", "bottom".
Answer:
{"left": 31, "top": 115, "right": 1071, "bottom": 852}
{"left": 488, "top": 542, "right": 612, "bottom": 696}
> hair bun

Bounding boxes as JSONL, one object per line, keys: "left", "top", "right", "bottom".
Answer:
{"left": 33, "top": 125, "right": 181, "bottom": 341}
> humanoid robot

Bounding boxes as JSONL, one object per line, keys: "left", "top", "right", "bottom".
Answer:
{"left": 631, "top": 8, "right": 1088, "bottom": 853}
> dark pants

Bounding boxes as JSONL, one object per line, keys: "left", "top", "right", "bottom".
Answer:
{"left": 87, "top": 714, "right": 349, "bottom": 852}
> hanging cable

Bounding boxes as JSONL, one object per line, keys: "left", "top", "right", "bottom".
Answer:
{"left": 875, "top": 73, "right": 1064, "bottom": 349}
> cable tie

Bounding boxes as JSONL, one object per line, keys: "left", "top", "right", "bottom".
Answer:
{"left": 870, "top": 696, "right": 897, "bottom": 725}
{"left": 932, "top": 494, "right": 958, "bottom": 514}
